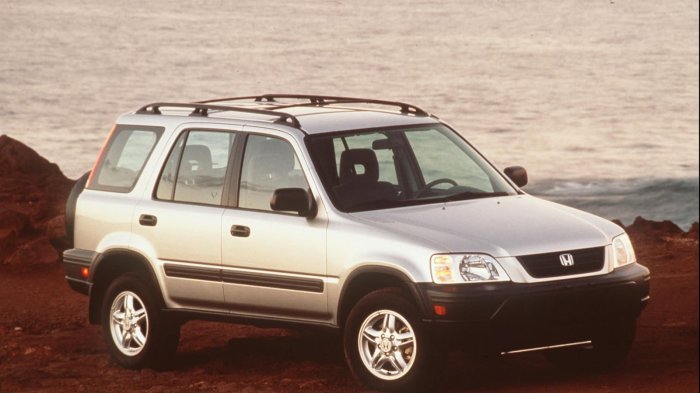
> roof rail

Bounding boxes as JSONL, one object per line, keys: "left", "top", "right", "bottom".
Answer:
{"left": 197, "top": 94, "right": 430, "bottom": 117}
{"left": 135, "top": 102, "right": 301, "bottom": 128}
{"left": 194, "top": 95, "right": 275, "bottom": 104}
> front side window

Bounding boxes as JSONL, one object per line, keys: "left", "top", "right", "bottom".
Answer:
{"left": 89, "top": 125, "right": 163, "bottom": 192}
{"left": 306, "top": 124, "right": 516, "bottom": 212}
{"left": 156, "top": 130, "right": 235, "bottom": 205}
{"left": 238, "top": 135, "right": 309, "bottom": 212}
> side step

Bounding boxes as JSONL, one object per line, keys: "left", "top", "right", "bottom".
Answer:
{"left": 500, "top": 340, "right": 592, "bottom": 355}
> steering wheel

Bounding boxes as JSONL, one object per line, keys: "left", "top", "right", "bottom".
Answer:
{"left": 416, "top": 178, "right": 458, "bottom": 197}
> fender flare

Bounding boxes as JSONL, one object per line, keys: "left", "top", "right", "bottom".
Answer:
{"left": 88, "top": 248, "right": 163, "bottom": 324}
{"left": 336, "top": 265, "right": 430, "bottom": 324}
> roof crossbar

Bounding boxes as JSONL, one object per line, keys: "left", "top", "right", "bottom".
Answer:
{"left": 135, "top": 102, "right": 301, "bottom": 128}
{"left": 196, "top": 94, "right": 430, "bottom": 116}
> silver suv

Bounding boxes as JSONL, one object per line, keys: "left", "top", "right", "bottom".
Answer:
{"left": 63, "top": 94, "right": 650, "bottom": 391}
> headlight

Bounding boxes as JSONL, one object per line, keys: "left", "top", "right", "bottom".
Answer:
{"left": 430, "top": 254, "right": 511, "bottom": 284}
{"left": 612, "top": 233, "right": 636, "bottom": 269}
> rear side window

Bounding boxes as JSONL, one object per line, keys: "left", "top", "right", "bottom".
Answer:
{"left": 88, "top": 125, "right": 163, "bottom": 192}
{"left": 156, "top": 130, "right": 236, "bottom": 205}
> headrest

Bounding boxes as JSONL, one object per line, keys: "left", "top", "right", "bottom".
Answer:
{"left": 181, "top": 144, "right": 212, "bottom": 172}
{"left": 248, "top": 154, "right": 294, "bottom": 182}
{"left": 259, "top": 140, "right": 295, "bottom": 171}
{"left": 246, "top": 140, "right": 295, "bottom": 184}
{"left": 339, "top": 149, "right": 379, "bottom": 184}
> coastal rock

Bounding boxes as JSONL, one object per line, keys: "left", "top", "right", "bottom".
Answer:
{"left": 687, "top": 222, "right": 698, "bottom": 240}
{"left": 625, "top": 216, "right": 685, "bottom": 239}
{"left": 0, "top": 210, "right": 31, "bottom": 263}
{"left": 623, "top": 217, "right": 698, "bottom": 263}
{"left": 0, "top": 210, "right": 30, "bottom": 241}
{"left": 0, "top": 135, "right": 75, "bottom": 266}
{"left": 611, "top": 219, "right": 624, "bottom": 228}
{"left": 4, "top": 237, "right": 59, "bottom": 266}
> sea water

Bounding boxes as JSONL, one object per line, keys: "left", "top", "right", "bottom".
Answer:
{"left": 1, "top": 0, "right": 697, "bottom": 229}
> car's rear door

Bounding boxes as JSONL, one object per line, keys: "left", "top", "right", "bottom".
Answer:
{"left": 132, "top": 124, "right": 241, "bottom": 312}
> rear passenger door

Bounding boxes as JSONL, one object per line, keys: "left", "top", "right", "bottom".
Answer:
{"left": 132, "top": 127, "right": 239, "bottom": 312}
{"left": 221, "top": 128, "right": 328, "bottom": 321}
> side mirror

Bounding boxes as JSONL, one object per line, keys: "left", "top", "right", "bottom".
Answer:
{"left": 371, "top": 138, "right": 392, "bottom": 150}
{"left": 270, "top": 188, "right": 317, "bottom": 217}
{"left": 371, "top": 138, "right": 403, "bottom": 150}
{"left": 504, "top": 166, "right": 528, "bottom": 188}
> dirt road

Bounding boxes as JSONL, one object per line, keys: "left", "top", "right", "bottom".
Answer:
{"left": 1, "top": 235, "right": 697, "bottom": 392}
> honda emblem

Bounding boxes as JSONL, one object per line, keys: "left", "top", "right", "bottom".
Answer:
{"left": 559, "top": 253, "right": 575, "bottom": 267}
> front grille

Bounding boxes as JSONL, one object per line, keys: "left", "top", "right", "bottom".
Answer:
{"left": 517, "top": 247, "right": 605, "bottom": 278}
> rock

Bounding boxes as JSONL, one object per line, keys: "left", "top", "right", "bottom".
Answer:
{"left": 4, "top": 237, "right": 60, "bottom": 266}
{"left": 623, "top": 217, "right": 695, "bottom": 252}
{"left": 687, "top": 222, "right": 699, "bottom": 240}
{"left": 0, "top": 135, "right": 75, "bottom": 267}
{"left": 625, "top": 216, "right": 685, "bottom": 238}
{"left": 0, "top": 210, "right": 32, "bottom": 263}
{"left": 37, "top": 214, "right": 67, "bottom": 243}
{"left": 0, "top": 135, "right": 68, "bottom": 180}
{"left": 0, "top": 210, "right": 30, "bottom": 241}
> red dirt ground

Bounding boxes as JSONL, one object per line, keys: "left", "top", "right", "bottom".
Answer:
{"left": 0, "top": 235, "right": 697, "bottom": 393}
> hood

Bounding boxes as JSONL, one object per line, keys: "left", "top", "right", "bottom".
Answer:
{"left": 350, "top": 195, "right": 624, "bottom": 257}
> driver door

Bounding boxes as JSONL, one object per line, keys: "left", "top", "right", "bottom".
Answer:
{"left": 221, "top": 129, "right": 328, "bottom": 321}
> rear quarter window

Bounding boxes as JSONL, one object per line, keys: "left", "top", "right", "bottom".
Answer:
{"left": 88, "top": 125, "right": 164, "bottom": 192}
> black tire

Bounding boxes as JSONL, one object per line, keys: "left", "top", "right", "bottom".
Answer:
{"left": 65, "top": 171, "right": 90, "bottom": 248}
{"left": 343, "top": 288, "right": 437, "bottom": 392}
{"left": 101, "top": 272, "right": 180, "bottom": 369}
{"left": 546, "top": 319, "right": 637, "bottom": 371}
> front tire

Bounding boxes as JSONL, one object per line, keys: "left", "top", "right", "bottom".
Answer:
{"left": 101, "top": 273, "right": 180, "bottom": 369}
{"left": 343, "top": 288, "right": 435, "bottom": 392}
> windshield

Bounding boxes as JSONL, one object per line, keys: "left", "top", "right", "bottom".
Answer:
{"left": 306, "top": 124, "right": 517, "bottom": 212}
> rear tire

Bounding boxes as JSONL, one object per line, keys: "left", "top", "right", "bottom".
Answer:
{"left": 101, "top": 272, "right": 180, "bottom": 369}
{"left": 343, "top": 288, "right": 437, "bottom": 392}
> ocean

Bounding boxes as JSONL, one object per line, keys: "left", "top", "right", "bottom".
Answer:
{"left": 1, "top": 0, "right": 697, "bottom": 229}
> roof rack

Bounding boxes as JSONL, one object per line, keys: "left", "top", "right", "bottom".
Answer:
{"left": 197, "top": 94, "right": 430, "bottom": 116}
{"left": 135, "top": 102, "right": 301, "bottom": 128}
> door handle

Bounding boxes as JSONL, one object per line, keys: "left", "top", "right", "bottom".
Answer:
{"left": 139, "top": 214, "right": 158, "bottom": 227}
{"left": 230, "top": 225, "right": 250, "bottom": 237}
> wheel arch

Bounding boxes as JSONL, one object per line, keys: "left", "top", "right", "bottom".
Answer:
{"left": 89, "top": 248, "right": 163, "bottom": 324}
{"left": 337, "top": 266, "right": 429, "bottom": 328}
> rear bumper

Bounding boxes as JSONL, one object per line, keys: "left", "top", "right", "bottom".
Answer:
{"left": 416, "top": 263, "right": 650, "bottom": 352}
{"left": 63, "top": 249, "right": 97, "bottom": 296}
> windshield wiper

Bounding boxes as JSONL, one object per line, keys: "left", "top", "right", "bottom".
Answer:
{"left": 345, "top": 192, "right": 510, "bottom": 212}
{"left": 444, "top": 191, "right": 509, "bottom": 202}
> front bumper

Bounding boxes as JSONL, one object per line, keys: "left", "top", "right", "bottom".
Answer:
{"left": 416, "top": 263, "right": 650, "bottom": 352}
